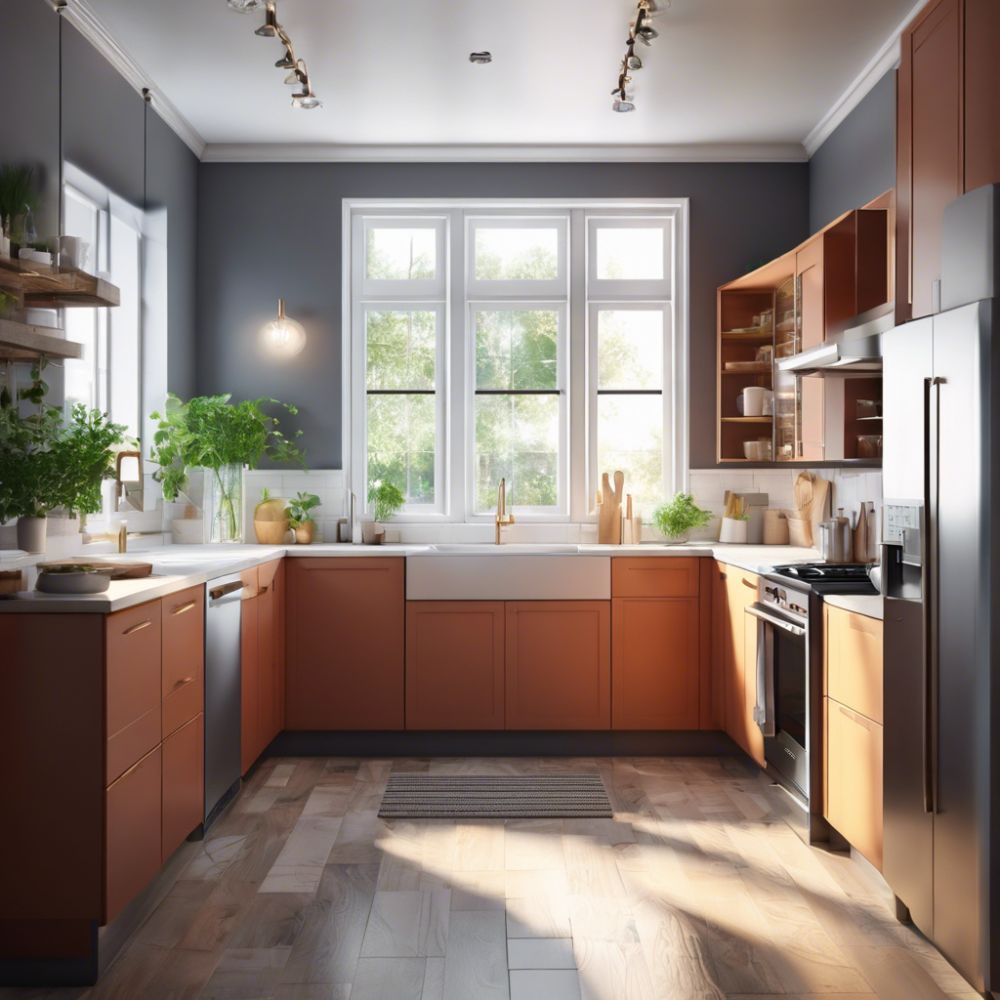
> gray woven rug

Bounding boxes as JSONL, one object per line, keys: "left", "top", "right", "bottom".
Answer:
{"left": 378, "top": 774, "right": 612, "bottom": 819}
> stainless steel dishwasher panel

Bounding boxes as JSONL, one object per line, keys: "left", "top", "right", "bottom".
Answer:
{"left": 204, "top": 575, "right": 244, "bottom": 828}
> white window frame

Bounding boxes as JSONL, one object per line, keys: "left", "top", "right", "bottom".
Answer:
{"left": 587, "top": 215, "right": 674, "bottom": 300}
{"left": 466, "top": 215, "right": 568, "bottom": 300}
{"left": 344, "top": 199, "right": 689, "bottom": 526}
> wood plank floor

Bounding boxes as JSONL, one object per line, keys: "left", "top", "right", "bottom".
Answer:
{"left": 1, "top": 755, "right": 981, "bottom": 1000}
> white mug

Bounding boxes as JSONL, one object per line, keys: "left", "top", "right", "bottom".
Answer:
{"left": 742, "top": 386, "right": 768, "bottom": 416}
{"left": 59, "top": 235, "right": 90, "bottom": 270}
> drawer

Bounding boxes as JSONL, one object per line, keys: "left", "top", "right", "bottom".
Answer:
{"left": 162, "top": 585, "right": 205, "bottom": 737}
{"left": 611, "top": 557, "right": 700, "bottom": 598}
{"left": 105, "top": 744, "right": 162, "bottom": 922}
{"left": 106, "top": 601, "right": 162, "bottom": 785}
{"left": 825, "top": 604, "right": 883, "bottom": 724}
{"left": 162, "top": 713, "right": 204, "bottom": 862}
{"left": 825, "top": 697, "right": 883, "bottom": 870}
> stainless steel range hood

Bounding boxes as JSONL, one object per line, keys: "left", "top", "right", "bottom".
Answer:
{"left": 777, "top": 302, "right": 893, "bottom": 376}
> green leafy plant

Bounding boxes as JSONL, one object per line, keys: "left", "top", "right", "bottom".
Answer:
{"left": 368, "top": 480, "right": 405, "bottom": 523}
{"left": 0, "top": 164, "right": 37, "bottom": 235}
{"left": 285, "top": 491, "right": 320, "bottom": 529}
{"left": 149, "top": 393, "right": 306, "bottom": 539}
{"left": 0, "top": 364, "right": 128, "bottom": 521}
{"left": 653, "top": 492, "right": 712, "bottom": 541}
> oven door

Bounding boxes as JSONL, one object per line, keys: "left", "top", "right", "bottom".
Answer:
{"left": 745, "top": 603, "right": 809, "bottom": 797}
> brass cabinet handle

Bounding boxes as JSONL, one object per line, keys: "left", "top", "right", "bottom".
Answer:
{"left": 742, "top": 577, "right": 756, "bottom": 589}
{"left": 122, "top": 619, "right": 152, "bottom": 636}
{"left": 171, "top": 600, "right": 197, "bottom": 616}
{"left": 172, "top": 676, "right": 194, "bottom": 689}
{"left": 259, "top": 584, "right": 269, "bottom": 594}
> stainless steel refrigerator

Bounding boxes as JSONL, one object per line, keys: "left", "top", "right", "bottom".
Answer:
{"left": 881, "top": 296, "right": 1000, "bottom": 995}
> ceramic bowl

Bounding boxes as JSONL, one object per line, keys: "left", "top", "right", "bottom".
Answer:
{"left": 36, "top": 569, "right": 111, "bottom": 594}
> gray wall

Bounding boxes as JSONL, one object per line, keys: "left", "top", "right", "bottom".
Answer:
{"left": 808, "top": 70, "right": 896, "bottom": 232}
{"left": 197, "top": 162, "right": 810, "bottom": 469}
{"left": 0, "top": 0, "right": 199, "bottom": 399}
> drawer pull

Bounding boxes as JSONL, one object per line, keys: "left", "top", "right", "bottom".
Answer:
{"left": 742, "top": 578, "right": 756, "bottom": 589}
{"left": 259, "top": 584, "right": 269, "bottom": 594}
{"left": 122, "top": 619, "right": 152, "bottom": 636}
{"left": 172, "top": 676, "right": 194, "bottom": 689}
{"left": 171, "top": 600, "right": 198, "bottom": 616}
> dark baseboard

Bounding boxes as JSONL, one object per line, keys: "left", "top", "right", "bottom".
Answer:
{"left": 268, "top": 729, "right": 739, "bottom": 757}
{"left": 0, "top": 948, "right": 97, "bottom": 989}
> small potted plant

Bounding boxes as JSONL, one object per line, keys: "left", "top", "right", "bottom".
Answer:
{"left": 254, "top": 487, "right": 290, "bottom": 544}
{"left": 652, "top": 492, "right": 712, "bottom": 544}
{"left": 366, "top": 480, "right": 404, "bottom": 545}
{"left": 286, "top": 491, "right": 321, "bottom": 544}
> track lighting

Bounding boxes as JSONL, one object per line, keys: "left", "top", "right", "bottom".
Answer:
{"left": 230, "top": 0, "right": 322, "bottom": 109}
{"left": 611, "top": 0, "right": 666, "bottom": 113}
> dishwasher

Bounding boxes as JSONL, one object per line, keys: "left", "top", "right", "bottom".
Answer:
{"left": 204, "top": 574, "right": 245, "bottom": 830}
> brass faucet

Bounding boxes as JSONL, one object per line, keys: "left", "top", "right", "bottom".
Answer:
{"left": 495, "top": 478, "right": 515, "bottom": 544}
{"left": 84, "top": 521, "right": 128, "bottom": 553}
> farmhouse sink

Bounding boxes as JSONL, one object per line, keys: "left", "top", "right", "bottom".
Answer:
{"left": 407, "top": 549, "right": 609, "bottom": 600}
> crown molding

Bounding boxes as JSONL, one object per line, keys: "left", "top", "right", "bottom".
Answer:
{"left": 802, "top": 0, "right": 923, "bottom": 157}
{"left": 56, "top": 0, "right": 206, "bottom": 159}
{"left": 201, "top": 142, "right": 809, "bottom": 164}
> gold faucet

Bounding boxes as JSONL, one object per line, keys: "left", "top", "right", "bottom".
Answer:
{"left": 84, "top": 521, "right": 128, "bottom": 553}
{"left": 495, "top": 478, "right": 515, "bottom": 544}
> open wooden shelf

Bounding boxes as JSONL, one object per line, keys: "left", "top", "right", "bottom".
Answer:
{"left": 720, "top": 416, "right": 773, "bottom": 424}
{"left": 0, "top": 318, "right": 82, "bottom": 362}
{"left": 721, "top": 365, "right": 772, "bottom": 376}
{"left": 0, "top": 257, "right": 120, "bottom": 308}
{"left": 721, "top": 329, "right": 773, "bottom": 343}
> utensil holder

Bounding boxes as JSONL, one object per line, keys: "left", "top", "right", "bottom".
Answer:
{"left": 718, "top": 517, "right": 748, "bottom": 544}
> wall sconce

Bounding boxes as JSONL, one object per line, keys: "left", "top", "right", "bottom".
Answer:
{"left": 261, "top": 298, "right": 306, "bottom": 357}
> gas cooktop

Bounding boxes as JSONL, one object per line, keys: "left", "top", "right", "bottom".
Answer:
{"left": 768, "top": 562, "right": 878, "bottom": 596}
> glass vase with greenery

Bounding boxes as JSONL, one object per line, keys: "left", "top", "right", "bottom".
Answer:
{"left": 150, "top": 393, "right": 305, "bottom": 543}
{"left": 652, "top": 492, "right": 712, "bottom": 544}
{"left": 369, "top": 480, "right": 405, "bottom": 523}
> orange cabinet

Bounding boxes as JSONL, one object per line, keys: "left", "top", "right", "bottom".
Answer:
{"left": 240, "top": 586, "right": 260, "bottom": 774}
{"left": 611, "top": 557, "right": 700, "bottom": 599}
{"left": 258, "top": 561, "right": 285, "bottom": 749}
{"left": 105, "top": 745, "right": 161, "bottom": 923}
{"left": 824, "top": 604, "right": 883, "bottom": 724}
{"left": 105, "top": 601, "right": 162, "bottom": 785}
{"left": 406, "top": 602, "right": 505, "bottom": 730}
{"left": 505, "top": 601, "right": 610, "bottom": 730}
{"left": 161, "top": 585, "right": 204, "bottom": 738}
{"left": 286, "top": 558, "right": 405, "bottom": 730}
{"left": 161, "top": 713, "right": 204, "bottom": 863}
{"left": 612, "top": 597, "right": 700, "bottom": 729}
{"left": 825, "top": 698, "right": 883, "bottom": 870}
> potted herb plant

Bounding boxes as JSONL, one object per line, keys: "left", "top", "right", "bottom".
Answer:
{"left": 149, "top": 393, "right": 305, "bottom": 543}
{"left": 0, "top": 364, "right": 127, "bottom": 553}
{"left": 652, "top": 492, "right": 713, "bottom": 544}
{"left": 253, "top": 487, "right": 290, "bottom": 544}
{"left": 286, "top": 491, "right": 321, "bottom": 544}
{"left": 366, "top": 480, "right": 404, "bottom": 544}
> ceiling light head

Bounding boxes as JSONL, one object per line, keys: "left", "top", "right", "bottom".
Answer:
{"left": 275, "top": 48, "right": 296, "bottom": 69}
{"left": 612, "top": 96, "right": 636, "bottom": 113}
{"left": 636, "top": 23, "right": 658, "bottom": 44}
{"left": 627, "top": 52, "right": 642, "bottom": 69}
{"left": 261, "top": 298, "right": 306, "bottom": 357}
{"left": 291, "top": 90, "right": 322, "bottom": 109}
{"left": 254, "top": 1, "right": 278, "bottom": 36}
{"left": 469, "top": 51, "right": 492, "bottom": 64}
{"left": 284, "top": 62, "right": 307, "bottom": 85}
{"left": 227, "top": 0, "right": 266, "bottom": 12}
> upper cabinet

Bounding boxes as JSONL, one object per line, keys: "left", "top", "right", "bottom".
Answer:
{"left": 717, "top": 204, "right": 889, "bottom": 464}
{"left": 897, "top": 0, "right": 1000, "bottom": 322}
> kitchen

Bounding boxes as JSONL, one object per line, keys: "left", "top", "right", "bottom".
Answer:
{"left": 0, "top": 0, "right": 997, "bottom": 998}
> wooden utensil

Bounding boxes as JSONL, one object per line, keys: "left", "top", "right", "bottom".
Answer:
{"left": 597, "top": 471, "right": 624, "bottom": 544}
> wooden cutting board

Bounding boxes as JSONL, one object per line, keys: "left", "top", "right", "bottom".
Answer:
{"left": 37, "top": 560, "right": 153, "bottom": 579}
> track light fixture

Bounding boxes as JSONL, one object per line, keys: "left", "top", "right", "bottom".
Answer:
{"left": 611, "top": 0, "right": 666, "bottom": 113}
{"left": 229, "top": 0, "right": 322, "bottom": 108}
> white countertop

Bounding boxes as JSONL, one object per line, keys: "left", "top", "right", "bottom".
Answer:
{"left": 823, "top": 593, "right": 884, "bottom": 620}
{"left": 0, "top": 541, "right": 822, "bottom": 613}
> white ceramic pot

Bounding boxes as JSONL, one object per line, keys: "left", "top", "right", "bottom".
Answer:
{"left": 718, "top": 517, "right": 748, "bottom": 544}
{"left": 16, "top": 516, "right": 47, "bottom": 554}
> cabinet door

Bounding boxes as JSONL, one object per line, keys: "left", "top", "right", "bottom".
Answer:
{"left": 796, "top": 239, "right": 825, "bottom": 461}
{"left": 964, "top": 0, "right": 1000, "bottom": 192}
{"left": 903, "top": 0, "right": 963, "bottom": 319}
{"left": 406, "top": 602, "right": 505, "bottom": 730}
{"left": 612, "top": 597, "right": 699, "bottom": 729}
{"left": 257, "top": 561, "right": 281, "bottom": 751}
{"left": 286, "top": 558, "right": 405, "bottom": 730}
{"left": 723, "top": 569, "right": 762, "bottom": 762}
{"left": 106, "top": 602, "right": 162, "bottom": 786}
{"left": 162, "top": 713, "right": 204, "bottom": 862}
{"left": 742, "top": 607, "right": 766, "bottom": 768}
{"left": 824, "top": 605, "right": 883, "bottom": 724}
{"left": 240, "top": 593, "right": 260, "bottom": 774}
{"left": 825, "top": 697, "right": 883, "bottom": 870}
{"left": 611, "top": 558, "right": 699, "bottom": 598}
{"left": 161, "top": 585, "right": 204, "bottom": 739}
{"left": 711, "top": 563, "right": 731, "bottom": 730}
{"left": 105, "top": 745, "right": 161, "bottom": 923}
{"left": 505, "top": 601, "right": 610, "bottom": 730}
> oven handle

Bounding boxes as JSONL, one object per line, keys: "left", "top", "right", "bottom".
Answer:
{"left": 745, "top": 605, "right": 806, "bottom": 637}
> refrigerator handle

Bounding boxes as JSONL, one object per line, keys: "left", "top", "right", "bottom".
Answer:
{"left": 922, "top": 376, "right": 944, "bottom": 814}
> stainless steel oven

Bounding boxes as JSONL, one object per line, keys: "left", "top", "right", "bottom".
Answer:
{"left": 746, "top": 580, "right": 810, "bottom": 799}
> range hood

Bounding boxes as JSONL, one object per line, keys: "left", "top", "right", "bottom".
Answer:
{"left": 777, "top": 302, "right": 894, "bottom": 376}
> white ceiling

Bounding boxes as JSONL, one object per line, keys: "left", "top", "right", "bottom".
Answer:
{"left": 81, "top": 0, "right": 917, "bottom": 159}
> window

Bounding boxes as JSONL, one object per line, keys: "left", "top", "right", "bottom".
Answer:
{"left": 346, "top": 202, "right": 687, "bottom": 525}
{"left": 62, "top": 166, "right": 144, "bottom": 443}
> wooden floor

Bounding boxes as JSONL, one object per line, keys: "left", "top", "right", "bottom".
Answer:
{"left": 2, "top": 755, "right": 980, "bottom": 1000}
